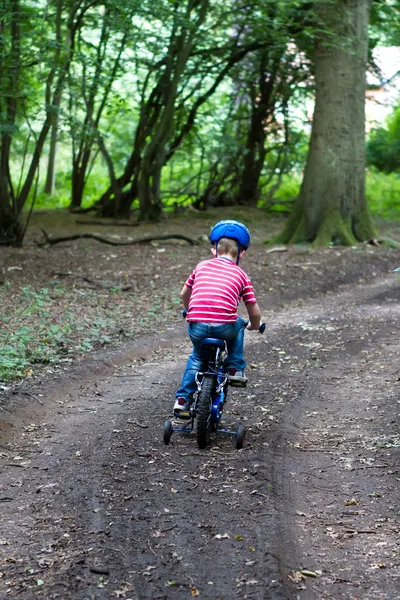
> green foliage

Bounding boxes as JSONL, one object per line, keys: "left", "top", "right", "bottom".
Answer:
{"left": 0, "top": 285, "right": 121, "bottom": 382}
{"left": 0, "top": 0, "right": 398, "bottom": 229}
{"left": 33, "top": 168, "right": 113, "bottom": 209}
{"left": 370, "top": 0, "right": 400, "bottom": 47}
{"left": 260, "top": 174, "right": 301, "bottom": 210}
{"left": 367, "top": 104, "right": 400, "bottom": 173}
{"left": 365, "top": 170, "right": 400, "bottom": 219}
{"left": 0, "top": 287, "right": 69, "bottom": 381}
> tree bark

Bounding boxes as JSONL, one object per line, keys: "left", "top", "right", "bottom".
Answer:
{"left": 44, "top": 116, "right": 59, "bottom": 196}
{"left": 236, "top": 49, "right": 280, "bottom": 206}
{"left": 276, "top": 0, "right": 376, "bottom": 246}
{"left": 43, "top": 0, "right": 63, "bottom": 197}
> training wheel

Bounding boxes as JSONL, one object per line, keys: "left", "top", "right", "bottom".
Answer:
{"left": 235, "top": 424, "right": 246, "bottom": 450}
{"left": 163, "top": 420, "right": 173, "bottom": 445}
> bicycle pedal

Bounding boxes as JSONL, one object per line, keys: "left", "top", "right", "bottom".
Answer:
{"left": 174, "top": 410, "right": 191, "bottom": 420}
{"left": 229, "top": 380, "right": 247, "bottom": 388}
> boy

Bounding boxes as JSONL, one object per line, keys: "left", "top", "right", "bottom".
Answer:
{"left": 174, "top": 219, "right": 262, "bottom": 416}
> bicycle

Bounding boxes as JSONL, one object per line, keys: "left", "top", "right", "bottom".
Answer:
{"left": 163, "top": 315, "right": 265, "bottom": 450}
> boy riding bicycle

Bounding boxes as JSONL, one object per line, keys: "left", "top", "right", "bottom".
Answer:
{"left": 174, "top": 220, "right": 262, "bottom": 416}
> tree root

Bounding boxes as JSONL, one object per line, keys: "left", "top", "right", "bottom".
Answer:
{"left": 74, "top": 219, "right": 140, "bottom": 227}
{"left": 35, "top": 229, "right": 199, "bottom": 247}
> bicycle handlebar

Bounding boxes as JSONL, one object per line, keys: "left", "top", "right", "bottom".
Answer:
{"left": 182, "top": 309, "right": 265, "bottom": 334}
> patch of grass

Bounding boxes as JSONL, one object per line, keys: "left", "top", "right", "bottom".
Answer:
{"left": 28, "top": 168, "right": 113, "bottom": 211}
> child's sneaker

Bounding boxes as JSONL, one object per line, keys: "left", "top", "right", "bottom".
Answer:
{"left": 173, "top": 397, "right": 190, "bottom": 418}
{"left": 227, "top": 369, "right": 248, "bottom": 387}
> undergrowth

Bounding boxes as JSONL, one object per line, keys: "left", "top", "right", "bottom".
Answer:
{"left": 365, "top": 170, "right": 400, "bottom": 220}
{"left": 0, "top": 285, "right": 129, "bottom": 382}
{"left": 259, "top": 171, "right": 400, "bottom": 221}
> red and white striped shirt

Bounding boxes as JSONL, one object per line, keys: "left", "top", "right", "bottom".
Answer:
{"left": 185, "top": 257, "right": 257, "bottom": 323}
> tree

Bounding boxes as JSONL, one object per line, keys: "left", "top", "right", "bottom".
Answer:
{"left": 95, "top": 0, "right": 296, "bottom": 220}
{"left": 0, "top": 0, "right": 101, "bottom": 244}
{"left": 68, "top": 3, "right": 132, "bottom": 210}
{"left": 276, "top": 0, "right": 377, "bottom": 246}
{"left": 147, "top": 1, "right": 313, "bottom": 213}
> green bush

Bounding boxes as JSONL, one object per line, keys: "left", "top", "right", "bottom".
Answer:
{"left": 259, "top": 174, "right": 301, "bottom": 212}
{"left": 367, "top": 103, "right": 400, "bottom": 173}
{"left": 366, "top": 170, "right": 400, "bottom": 219}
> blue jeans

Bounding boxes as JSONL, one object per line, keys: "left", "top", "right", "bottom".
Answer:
{"left": 176, "top": 317, "right": 247, "bottom": 402}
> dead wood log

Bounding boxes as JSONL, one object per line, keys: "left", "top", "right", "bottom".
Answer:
{"left": 36, "top": 229, "right": 199, "bottom": 247}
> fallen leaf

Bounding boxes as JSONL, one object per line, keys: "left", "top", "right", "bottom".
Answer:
{"left": 344, "top": 498, "right": 360, "bottom": 506}
{"left": 152, "top": 530, "right": 163, "bottom": 538}
{"left": 300, "top": 569, "right": 320, "bottom": 578}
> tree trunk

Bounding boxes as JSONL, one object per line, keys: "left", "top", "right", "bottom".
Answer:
{"left": 276, "top": 0, "right": 376, "bottom": 246}
{"left": 71, "top": 164, "right": 87, "bottom": 209}
{"left": 44, "top": 109, "right": 59, "bottom": 196}
{"left": 236, "top": 50, "right": 275, "bottom": 206}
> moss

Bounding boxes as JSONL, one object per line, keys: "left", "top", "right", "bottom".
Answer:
{"left": 352, "top": 208, "right": 379, "bottom": 242}
{"left": 270, "top": 196, "right": 306, "bottom": 244}
{"left": 310, "top": 212, "right": 357, "bottom": 246}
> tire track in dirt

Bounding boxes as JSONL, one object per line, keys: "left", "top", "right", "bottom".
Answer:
{"left": 0, "top": 276, "right": 399, "bottom": 599}
{"left": 262, "top": 277, "right": 400, "bottom": 600}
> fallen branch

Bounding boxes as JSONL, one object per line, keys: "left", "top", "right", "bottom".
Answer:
{"left": 36, "top": 229, "right": 199, "bottom": 247}
{"left": 75, "top": 219, "right": 140, "bottom": 227}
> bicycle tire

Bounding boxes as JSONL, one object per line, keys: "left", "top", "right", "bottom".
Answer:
{"left": 235, "top": 424, "right": 246, "bottom": 450}
{"left": 163, "top": 420, "right": 173, "bottom": 445}
{"left": 196, "top": 375, "right": 215, "bottom": 449}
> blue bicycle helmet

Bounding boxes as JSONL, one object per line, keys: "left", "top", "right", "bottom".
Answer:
{"left": 209, "top": 220, "right": 251, "bottom": 250}
{"left": 209, "top": 220, "right": 251, "bottom": 264}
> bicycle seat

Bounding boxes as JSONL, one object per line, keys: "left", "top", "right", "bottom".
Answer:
{"left": 200, "top": 338, "right": 226, "bottom": 350}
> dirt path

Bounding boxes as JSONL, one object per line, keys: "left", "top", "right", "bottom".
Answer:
{"left": 1, "top": 275, "right": 399, "bottom": 599}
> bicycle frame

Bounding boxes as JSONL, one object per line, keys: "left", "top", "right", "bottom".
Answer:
{"left": 163, "top": 312, "right": 263, "bottom": 447}
{"left": 170, "top": 339, "right": 235, "bottom": 438}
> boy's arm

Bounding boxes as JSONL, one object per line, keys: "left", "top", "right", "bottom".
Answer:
{"left": 246, "top": 302, "right": 261, "bottom": 330}
{"left": 180, "top": 284, "right": 192, "bottom": 310}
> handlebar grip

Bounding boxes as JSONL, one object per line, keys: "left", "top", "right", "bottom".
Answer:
{"left": 182, "top": 309, "right": 187, "bottom": 318}
{"left": 244, "top": 321, "right": 265, "bottom": 333}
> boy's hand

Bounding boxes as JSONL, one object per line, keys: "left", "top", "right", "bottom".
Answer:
{"left": 246, "top": 323, "right": 259, "bottom": 331}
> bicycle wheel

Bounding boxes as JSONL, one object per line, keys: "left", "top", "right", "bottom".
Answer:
{"left": 196, "top": 375, "right": 215, "bottom": 449}
{"left": 163, "top": 420, "right": 173, "bottom": 445}
{"left": 235, "top": 424, "right": 246, "bottom": 450}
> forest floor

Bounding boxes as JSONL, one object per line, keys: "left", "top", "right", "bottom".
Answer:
{"left": 0, "top": 207, "right": 400, "bottom": 599}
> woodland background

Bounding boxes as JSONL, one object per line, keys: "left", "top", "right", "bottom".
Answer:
{"left": 1, "top": 0, "right": 400, "bottom": 382}
{"left": 0, "top": 0, "right": 399, "bottom": 243}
